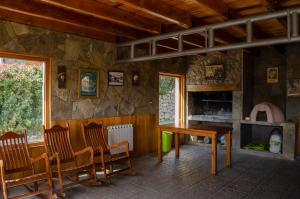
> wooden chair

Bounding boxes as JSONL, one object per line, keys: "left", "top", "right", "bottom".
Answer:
{"left": 43, "top": 124, "right": 97, "bottom": 197}
{"left": 81, "top": 122, "right": 133, "bottom": 183}
{"left": 0, "top": 131, "right": 54, "bottom": 199}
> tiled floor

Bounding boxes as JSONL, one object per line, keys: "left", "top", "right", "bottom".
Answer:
{"left": 12, "top": 144, "right": 300, "bottom": 199}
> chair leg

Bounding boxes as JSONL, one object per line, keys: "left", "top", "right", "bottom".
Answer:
{"left": 103, "top": 165, "right": 110, "bottom": 184}
{"left": 47, "top": 173, "right": 55, "bottom": 199}
{"left": 1, "top": 183, "right": 8, "bottom": 199}
{"left": 57, "top": 171, "right": 65, "bottom": 197}
{"left": 34, "top": 182, "right": 38, "bottom": 192}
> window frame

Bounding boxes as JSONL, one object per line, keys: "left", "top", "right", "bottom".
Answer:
{"left": 0, "top": 52, "right": 51, "bottom": 143}
{"left": 159, "top": 72, "right": 186, "bottom": 127}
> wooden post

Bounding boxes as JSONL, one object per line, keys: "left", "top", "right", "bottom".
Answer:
{"left": 175, "top": 132, "right": 180, "bottom": 158}
{"left": 211, "top": 135, "right": 217, "bottom": 175}
{"left": 157, "top": 127, "right": 162, "bottom": 162}
{"left": 226, "top": 131, "right": 232, "bottom": 168}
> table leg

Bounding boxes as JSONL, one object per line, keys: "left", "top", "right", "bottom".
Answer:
{"left": 226, "top": 131, "right": 232, "bottom": 168}
{"left": 157, "top": 127, "right": 162, "bottom": 162}
{"left": 175, "top": 132, "right": 179, "bottom": 158}
{"left": 211, "top": 135, "right": 217, "bottom": 175}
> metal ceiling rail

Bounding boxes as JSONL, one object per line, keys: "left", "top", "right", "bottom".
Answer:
{"left": 116, "top": 7, "right": 300, "bottom": 64}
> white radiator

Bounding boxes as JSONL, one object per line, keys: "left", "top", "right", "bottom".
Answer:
{"left": 107, "top": 124, "right": 133, "bottom": 154}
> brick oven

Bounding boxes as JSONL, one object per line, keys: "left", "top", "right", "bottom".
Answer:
{"left": 240, "top": 102, "right": 295, "bottom": 160}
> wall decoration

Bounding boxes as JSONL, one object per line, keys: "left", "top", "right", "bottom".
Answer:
{"left": 108, "top": 71, "right": 124, "bottom": 86}
{"left": 57, "top": 65, "right": 66, "bottom": 88}
{"left": 287, "top": 79, "right": 300, "bottom": 96}
{"left": 78, "top": 69, "right": 99, "bottom": 97}
{"left": 132, "top": 71, "right": 140, "bottom": 86}
{"left": 205, "top": 64, "right": 225, "bottom": 80}
{"left": 267, "top": 67, "right": 279, "bottom": 83}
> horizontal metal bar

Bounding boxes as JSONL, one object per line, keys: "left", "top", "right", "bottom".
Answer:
{"left": 116, "top": 36, "right": 300, "bottom": 64}
{"left": 116, "top": 7, "right": 300, "bottom": 63}
{"left": 117, "top": 7, "right": 300, "bottom": 48}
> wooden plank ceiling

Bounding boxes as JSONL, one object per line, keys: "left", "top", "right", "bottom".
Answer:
{"left": 0, "top": 0, "right": 299, "bottom": 51}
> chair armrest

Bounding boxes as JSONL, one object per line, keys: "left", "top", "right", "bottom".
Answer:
{"left": 74, "top": 147, "right": 94, "bottom": 163}
{"left": 0, "top": 160, "right": 5, "bottom": 175}
{"left": 109, "top": 140, "right": 130, "bottom": 155}
{"left": 48, "top": 153, "right": 59, "bottom": 162}
{"left": 31, "top": 153, "right": 52, "bottom": 173}
{"left": 31, "top": 153, "right": 49, "bottom": 164}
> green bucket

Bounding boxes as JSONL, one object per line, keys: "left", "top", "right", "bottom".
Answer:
{"left": 162, "top": 131, "right": 173, "bottom": 153}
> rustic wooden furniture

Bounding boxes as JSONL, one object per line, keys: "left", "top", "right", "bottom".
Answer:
{"left": 81, "top": 122, "right": 133, "bottom": 183}
{"left": 43, "top": 124, "right": 97, "bottom": 197}
{"left": 0, "top": 131, "right": 53, "bottom": 199}
{"left": 157, "top": 124, "right": 232, "bottom": 175}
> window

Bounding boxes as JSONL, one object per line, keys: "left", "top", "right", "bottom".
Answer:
{"left": 159, "top": 72, "right": 185, "bottom": 126}
{"left": 0, "top": 52, "right": 51, "bottom": 142}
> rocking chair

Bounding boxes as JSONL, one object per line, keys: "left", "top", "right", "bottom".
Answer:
{"left": 81, "top": 122, "right": 134, "bottom": 183}
{"left": 43, "top": 124, "right": 97, "bottom": 197}
{"left": 0, "top": 131, "right": 53, "bottom": 199}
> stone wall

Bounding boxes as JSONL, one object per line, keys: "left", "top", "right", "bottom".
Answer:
{"left": 186, "top": 50, "right": 241, "bottom": 85}
{"left": 159, "top": 89, "right": 175, "bottom": 123}
{"left": 0, "top": 20, "right": 186, "bottom": 121}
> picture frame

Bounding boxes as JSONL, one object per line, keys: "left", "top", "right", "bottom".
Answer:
{"left": 108, "top": 71, "right": 124, "bottom": 86}
{"left": 132, "top": 71, "right": 140, "bottom": 86}
{"left": 57, "top": 65, "right": 67, "bottom": 89}
{"left": 78, "top": 68, "right": 99, "bottom": 97}
{"left": 267, "top": 67, "right": 279, "bottom": 83}
{"left": 287, "top": 79, "right": 300, "bottom": 96}
{"left": 205, "top": 65, "right": 225, "bottom": 80}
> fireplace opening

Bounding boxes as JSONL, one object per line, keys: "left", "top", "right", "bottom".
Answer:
{"left": 188, "top": 91, "right": 232, "bottom": 123}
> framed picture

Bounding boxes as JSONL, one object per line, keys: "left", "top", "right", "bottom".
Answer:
{"left": 205, "top": 65, "right": 225, "bottom": 80}
{"left": 78, "top": 69, "right": 99, "bottom": 97}
{"left": 108, "top": 71, "right": 124, "bottom": 86}
{"left": 132, "top": 71, "right": 140, "bottom": 86}
{"left": 57, "top": 65, "right": 66, "bottom": 89}
{"left": 267, "top": 67, "right": 279, "bottom": 83}
{"left": 287, "top": 79, "right": 300, "bottom": 96}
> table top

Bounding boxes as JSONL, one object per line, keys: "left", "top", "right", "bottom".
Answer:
{"left": 158, "top": 123, "right": 232, "bottom": 135}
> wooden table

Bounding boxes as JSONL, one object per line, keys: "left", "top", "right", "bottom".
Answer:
{"left": 157, "top": 124, "right": 232, "bottom": 175}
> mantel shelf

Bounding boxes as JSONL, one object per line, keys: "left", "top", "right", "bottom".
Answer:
{"left": 187, "top": 83, "right": 240, "bottom": 92}
{"left": 240, "top": 120, "right": 294, "bottom": 127}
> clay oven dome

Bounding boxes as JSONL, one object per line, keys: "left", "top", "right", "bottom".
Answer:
{"left": 250, "top": 102, "right": 284, "bottom": 123}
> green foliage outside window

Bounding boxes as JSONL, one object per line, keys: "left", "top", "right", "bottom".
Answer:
{"left": 159, "top": 76, "right": 175, "bottom": 95}
{"left": 0, "top": 64, "right": 43, "bottom": 137}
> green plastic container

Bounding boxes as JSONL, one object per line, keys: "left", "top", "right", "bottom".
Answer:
{"left": 162, "top": 131, "right": 173, "bottom": 153}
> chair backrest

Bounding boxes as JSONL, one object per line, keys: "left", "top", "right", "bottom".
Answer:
{"left": 82, "top": 122, "right": 109, "bottom": 154}
{"left": 43, "top": 124, "right": 75, "bottom": 163}
{"left": 0, "top": 131, "right": 32, "bottom": 173}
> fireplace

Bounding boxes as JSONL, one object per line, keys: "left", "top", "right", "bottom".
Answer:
{"left": 188, "top": 91, "right": 232, "bottom": 123}
{"left": 240, "top": 103, "right": 296, "bottom": 160}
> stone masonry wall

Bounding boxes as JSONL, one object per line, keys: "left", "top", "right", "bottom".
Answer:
{"left": 186, "top": 50, "right": 241, "bottom": 85}
{"left": 0, "top": 20, "right": 186, "bottom": 121}
{"left": 159, "top": 88, "right": 175, "bottom": 123}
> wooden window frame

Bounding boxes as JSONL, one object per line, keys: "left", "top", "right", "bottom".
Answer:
{"left": 159, "top": 72, "right": 186, "bottom": 126}
{"left": 0, "top": 52, "right": 52, "bottom": 143}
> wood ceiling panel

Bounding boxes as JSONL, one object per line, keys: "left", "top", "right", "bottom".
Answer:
{"left": 39, "top": 0, "right": 161, "bottom": 34}
{"left": 0, "top": 0, "right": 297, "bottom": 45}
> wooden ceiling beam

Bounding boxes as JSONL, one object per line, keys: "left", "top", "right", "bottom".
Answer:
{"left": 38, "top": 0, "right": 161, "bottom": 34}
{"left": 0, "top": 7, "right": 116, "bottom": 42}
{"left": 257, "top": 0, "right": 287, "bottom": 29}
{"left": 194, "top": 0, "right": 246, "bottom": 36}
{"left": 195, "top": 0, "right": 272, "bottom": 39}
{"left": 0, "top": 0, "right": 140, "bottom": 39}
{"left": 114, "top": 0, "right": 192, "bottom": 29}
